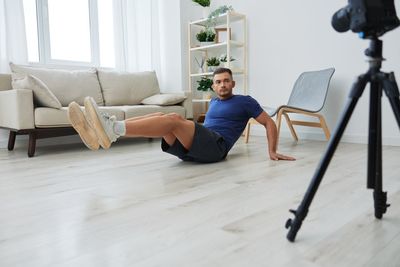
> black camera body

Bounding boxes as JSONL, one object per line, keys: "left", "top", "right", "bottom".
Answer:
{"left": 332, "top": 0, "right": 400, "bottom": 38}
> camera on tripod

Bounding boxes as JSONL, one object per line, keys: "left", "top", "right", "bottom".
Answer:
{"left": 332, "top": 0, "right": 400, "bottom": 38}
{"left": 285, "top": 0, "right": 400, "bottom": 242}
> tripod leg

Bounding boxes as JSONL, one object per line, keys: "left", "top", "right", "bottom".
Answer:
{"left": 371, "top": 71, "right": 400, "bottom": 218}
{"left": 368, "top": 80, "right": 387, "bottom": 219}
{"left": 285, "top": 74, "right": 369, "bottom": 242}
{"left": 367, "top": 81, "right": 381, "bottom": 190}
{"left": 381, "top": 72, "right": 400, "bottom": 128}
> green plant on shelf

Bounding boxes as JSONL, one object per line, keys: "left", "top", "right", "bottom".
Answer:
{"left": 219, "top": 54, "right": 236, "bottom": 62}
{"left": 196, "top": 28, "right": 216, "bottom": 42}
{"left": 206, "top": 57, "right": 220, "bottom": 67}
{"left": 206, "top": 5, "right": 234, "bottom": 27}
{"left": 196, "top": 77, "right": 213, "bottom": 91}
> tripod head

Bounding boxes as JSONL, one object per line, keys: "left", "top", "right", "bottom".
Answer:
{"left": 331, "top": 0, "right": 400, "bottom": 39}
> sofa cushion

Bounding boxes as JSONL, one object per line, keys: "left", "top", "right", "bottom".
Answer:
{"left": 98, "top": 69, "right": 160, "bottom": 106}
{"left": 12, "top": 75, "right": 62, "bottom": 109}
{"left": 123, "top": 105, "right": 185, "bottom": 119}
{"left": 35, "top": 106, "right": 125, "bottom": 127}
{"left": 141, "top": 93, "right": 186, "bottom": 106}
{"left": 10, "top": 63, "right": 104, "bottom": 107}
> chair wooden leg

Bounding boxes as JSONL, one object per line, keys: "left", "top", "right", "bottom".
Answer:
{"left": 244, "top": 122, "right": 251, "bottom": 143}
{"left": 28, "top": 132, "right": 37, "bottom": 157}
{"left": 8, "top": 131, "right": 16, "bottom": 151}
{"left": 283, "top": 112, "right": 299, "bottom": 141}
{"left": 318, "top": 115, "right": 331, "bottom": 140}
{"left": 275, "top": 110, "right": 284, "bottom": 144}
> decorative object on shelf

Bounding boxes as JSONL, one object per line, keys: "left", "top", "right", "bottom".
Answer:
{"left": 196, "top": 28, "right": 216, "bottom": 45}
{"left": 206, "top": 57, "right": 220, "bottom": 72}
{"left": 196, "top": 77, "right": 213, "bottom": 92}
{"left": 219, "top": 54, "right": 235, "bottom": 67}
{"left": 191, "top": 0, "right": 211, "bottom": 18}
{"left": 195, "top": 56, "right": 205, "bottom": 73}
{"left": 215, "top": 28, "right": 231, "bottom": 43}
{"left": 207, "top": 5, "right": 234, "bottom": 27}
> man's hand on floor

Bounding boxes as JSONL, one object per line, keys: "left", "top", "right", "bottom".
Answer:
{"left": 269, "top": 152, "right": 296, "bottom": 161}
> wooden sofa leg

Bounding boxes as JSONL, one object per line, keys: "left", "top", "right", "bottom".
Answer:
{"left": 8, "top": 131, "right": 16, "bottom": 151}
{"left": 28, "top": 132, "right": 37, "bottom": 157}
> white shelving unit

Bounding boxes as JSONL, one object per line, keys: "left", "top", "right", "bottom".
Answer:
{"left": 188, "top": 11, "right": 248, "bottom": 100}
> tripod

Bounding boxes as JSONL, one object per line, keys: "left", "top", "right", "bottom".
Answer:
{"left": 285, "top": 37, "right": 400, "bottom": 242}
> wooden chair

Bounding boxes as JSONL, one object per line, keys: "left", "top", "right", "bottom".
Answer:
{"left": 244, "top": 68, "right": 335, "bottom": 143}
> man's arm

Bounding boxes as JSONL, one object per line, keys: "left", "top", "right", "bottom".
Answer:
{"left": 254, "top": 111, "right": 295, "bottom": 161}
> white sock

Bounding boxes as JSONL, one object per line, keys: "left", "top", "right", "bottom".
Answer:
{"left": 113, "top": 121, "right": 126, "bottom": 136}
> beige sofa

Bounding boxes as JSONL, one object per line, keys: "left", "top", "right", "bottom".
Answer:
{"left": 0, "top": 64, "right": 193, "bottom": 157}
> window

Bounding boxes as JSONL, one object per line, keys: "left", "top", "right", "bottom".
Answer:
{"left": 22, "top": 0, "right": 116, "bottom": 68}
{"left": 23, "top": 0, "right": 39, "bottom": 62}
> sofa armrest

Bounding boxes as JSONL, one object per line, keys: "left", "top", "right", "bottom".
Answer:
{"left": 0, "top": 89, "right": 35, "bottom": 130}
{"left": 180, "top": 91, "right": 193, "bottom": 119}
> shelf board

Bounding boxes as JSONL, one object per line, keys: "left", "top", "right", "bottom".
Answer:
{"left": 192, "top": 99, "right": 211, "bottom": 103}
{"left": 190, "top": 40, "right": 244, "bottom": 51}
{"left": 190, "top": 69, "right": 245, "bottom": 77}
{"left": 190, "top": 11, "right": 245, "bottom": 27}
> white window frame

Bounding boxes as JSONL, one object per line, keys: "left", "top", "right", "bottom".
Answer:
{"left": 33, "top": 0, "right": 102, "bottom": 67}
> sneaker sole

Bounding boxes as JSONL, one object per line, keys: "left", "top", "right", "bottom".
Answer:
{"left": 84, "top": 97, "right": 112, "bottom": 149}
{"left": 67, "top": 102, "right": 100, "bottom": 150}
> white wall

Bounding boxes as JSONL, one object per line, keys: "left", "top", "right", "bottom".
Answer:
{"left": 182, "top": 0, "right": 400, "bottom": 145}
{"left": 158, "top": 0, "right": 183, "bottom": 93}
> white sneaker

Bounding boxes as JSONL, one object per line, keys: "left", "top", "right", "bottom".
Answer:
{"left": 67, "top": 101, "right": 100, "bottom": 150}
{"left": 84, "top": 96, "right": 119, "bottom": 149}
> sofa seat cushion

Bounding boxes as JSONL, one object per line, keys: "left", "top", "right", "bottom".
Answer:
{"left": 123, "top": 105, "right": 185, "bottom": 119}
{"left": 98, "top": 70, "right": 160, "bottom": 105}
{"left": 10, "top": 63, "right": 104, "bottom": 107}
{"left": 35, "top": 106, "right": 125, "bottom": 128}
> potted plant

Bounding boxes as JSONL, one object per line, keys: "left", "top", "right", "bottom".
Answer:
{"left": 196, "top": 77, "right": 214, "bottom": 99}
{"left": 219, "top": 54, "right": 236, "bottom": 67}
{"left": 206, "top": 57, "right": 220, "bottom": 72}
{"left": 206, "top": 5, "right": 234, "bottom": 27}
{"left": 196, "top": 28, "right": 216, "bottom": 45}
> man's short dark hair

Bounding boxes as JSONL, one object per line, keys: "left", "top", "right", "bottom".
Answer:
{"left": 213, "top": 67, "right": 232, "bottom": 78}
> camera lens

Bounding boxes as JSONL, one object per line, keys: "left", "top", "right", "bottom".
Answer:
{"left": 332, "top": 7, "right": 351, "bottom": 32}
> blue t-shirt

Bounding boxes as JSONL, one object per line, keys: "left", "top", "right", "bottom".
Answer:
{"left": 203, "top": 95, "right": 264, "bottom": 151}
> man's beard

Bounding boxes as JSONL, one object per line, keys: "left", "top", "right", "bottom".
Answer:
{"left": 217, "top": 88, "right": 231, "bottom": 96}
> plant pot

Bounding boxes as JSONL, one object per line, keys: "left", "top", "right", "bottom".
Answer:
{"left": 199, "top": 41, "right": 214, "bottom": 46}
{"left": 222, "top": 61, "right": 237, "bottom": 68}
{"left": 207, "top": 66, "right": 219, "bottom": 72}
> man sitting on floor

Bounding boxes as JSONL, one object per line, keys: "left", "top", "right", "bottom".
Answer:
{"left": 68, "top": 68, "right": 295, "bottom": 163}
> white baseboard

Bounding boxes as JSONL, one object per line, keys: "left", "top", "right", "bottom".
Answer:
{"left": 250, "top": 127, "right": 400, "bottom": 146}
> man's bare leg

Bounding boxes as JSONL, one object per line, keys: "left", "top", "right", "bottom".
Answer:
{"left": 123, "top": 112, "right": 189, "bottom": 147}
{"left": 125, "top": 113, "right": 195, "bottom": 149}
{"left": 124, "top": 112, "right": 165, "bottom": 122}
{"left": 84, "top": 97, "right": 195, "bottom": 149}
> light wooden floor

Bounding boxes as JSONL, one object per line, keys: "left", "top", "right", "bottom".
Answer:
{"left": 1, "top": 136, "right": 400, "bottom": 267}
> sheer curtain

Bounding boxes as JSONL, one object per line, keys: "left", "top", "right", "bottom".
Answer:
{"left": 0, "top": 0, "right": 28, "bottom": 144}
{"left": 0, "top": 0, "right": 28, "bottom": 73}
{"left": 115, "top": 0, "right": 183, "bottom": 93}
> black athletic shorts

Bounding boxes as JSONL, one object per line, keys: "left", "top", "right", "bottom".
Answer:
{"left": 161, "top": 123, "right": 228, "bottom": 163}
